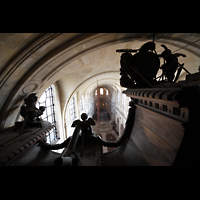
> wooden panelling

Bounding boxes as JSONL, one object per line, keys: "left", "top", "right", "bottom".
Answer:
{"left": 132, "top": 118, "right": 177, "bottom": 165}
{"left": 103, "top": 87, "right": 192, "bottom": 166}
{"left": 126, "top": 141, "right": 149, "bottom": 166}
{"left": 131, "top": 133, "right": 160, "bottom": 166}
{"left": 103, "top": 102, "right": 185, "bottom": 166}
{"left": 103, "top": 141, "right": 149, "bottom": 166}
{"left": 134, "top": 105, "right": 184, "bottom": 150}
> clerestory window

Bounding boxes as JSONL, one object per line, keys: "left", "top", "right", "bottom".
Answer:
{"left": 100, "top": 88, "right": 103, "bottom": 95}
{"left": 70, "top": 96, "right": 76, "bottom": 120}
{"left": 37, "top": 86, "right": 57, "bottom": 144}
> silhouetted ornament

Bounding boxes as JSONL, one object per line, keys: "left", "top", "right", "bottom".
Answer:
{"left": 117, "top": 41, "right": 188, "bottom": 88}
{"left": 16, "top": 93, "right": 46, "bottom": 134}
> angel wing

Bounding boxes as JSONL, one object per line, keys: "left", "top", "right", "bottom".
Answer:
{"left": 84, "top": 118, "right": 95, "bottom": 126}
{"left": 71, "top": 119, "right": 82, "bottom": 127}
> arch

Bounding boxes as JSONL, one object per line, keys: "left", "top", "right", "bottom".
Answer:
{"left": 1, "top": 33, "right": 200, "bottom": 129}
{"left": 62, "top": 71, "right": 121, "bottom": 137}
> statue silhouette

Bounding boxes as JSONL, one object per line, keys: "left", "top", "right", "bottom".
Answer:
{"left": 158, "top": 44, "right": 186, "bottom": 82}
{"left": 117, "top": 41, "right": 160, "bottom": 88}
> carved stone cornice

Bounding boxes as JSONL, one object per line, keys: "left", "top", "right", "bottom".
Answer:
{"left": 0, "top": 121, "right": 54, "bottom": 166}
{"left": 123, "top": 87, "right": 189, "bottom": 123}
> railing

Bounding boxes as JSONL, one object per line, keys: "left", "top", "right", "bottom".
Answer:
{"left": 0, "top": 121, "right": 54, "bottom": 166}
{"left": 61, "top": 124, "right": 81, "bottom": 157}
{"left": 55, "top": 114, "right": 96, "bottom": 165}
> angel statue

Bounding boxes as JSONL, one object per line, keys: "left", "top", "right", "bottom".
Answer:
{"left": 39, "top": 113, "right": 98, "bottom": 151}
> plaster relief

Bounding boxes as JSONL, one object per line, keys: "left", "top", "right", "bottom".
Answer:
{"left": 22, "top": 83, "right": 38, "bottom": 94}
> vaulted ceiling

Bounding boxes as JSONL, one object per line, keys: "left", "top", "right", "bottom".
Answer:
{"left": 1, "top": 33, "right": 200, "bottom": 129}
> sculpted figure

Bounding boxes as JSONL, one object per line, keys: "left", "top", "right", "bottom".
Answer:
{"left": 117, "top": 42, "right": 160, "bottom": 88}
{"left": 40, "top": 113, "right": 98, "bottom": 150}
{"left": 158, "top": 44, "right": 186, "bottom": 82}
{"left": 20, "top": 93, "right": 45, "bottom": 125}
{"left": 72, "top": 113, "right": 95, "bottom": 135}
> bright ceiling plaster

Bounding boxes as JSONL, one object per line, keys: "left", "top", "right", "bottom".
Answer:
{"left": 56, "top": 38, "right": 200, "bottom": 116}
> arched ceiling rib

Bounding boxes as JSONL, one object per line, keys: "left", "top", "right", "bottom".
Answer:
{"left": 1, "top": 33, "right": 200, "bottom": 129}
{"left": 60, "top": 71, "right": 121, "bottom": 115}
{"left": 56, "top": 36, "right": 200, "bottom": 118}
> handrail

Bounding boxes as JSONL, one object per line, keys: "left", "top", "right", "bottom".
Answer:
{"left": 61, "top": 125, "right": 81, "bottom": 157}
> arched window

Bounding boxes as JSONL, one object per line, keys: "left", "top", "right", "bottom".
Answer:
{"left": 118, "top": 91, "right": 121, "bottom": 102}
{"left": 85, "top": 94, "right": 88, "bottom": 111}
{"left": 70, "top": 96, "right": 76, "bottom": 120}
{"left": 106, "top": 89, "right": 109, "bottom": 95}
{"left": 37, "top": 86, "right": 57, "bottom": 144}
{"left": 100, "top": 88, "right": 103, "bottom": 95}
{"left": 81, "top": 95, "right": 84, "bottom": 111}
